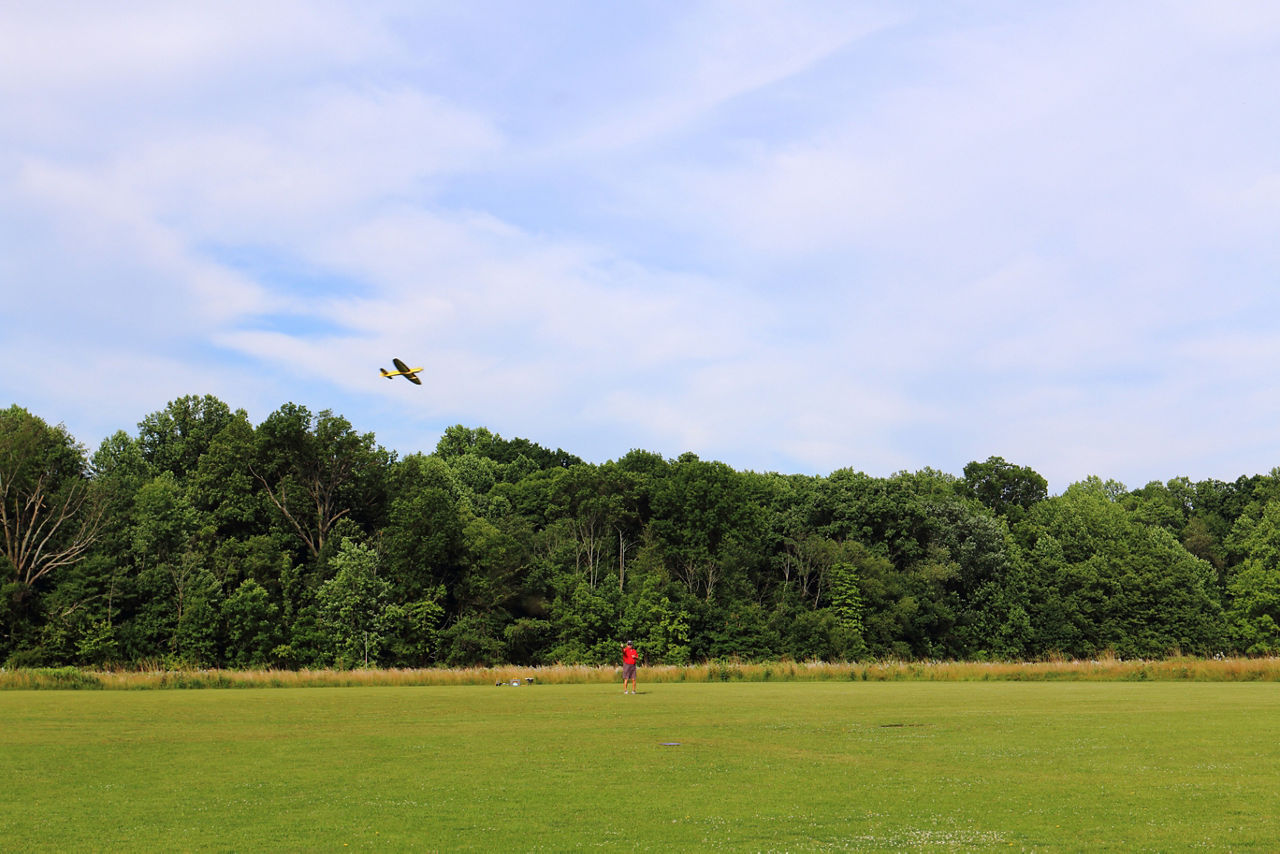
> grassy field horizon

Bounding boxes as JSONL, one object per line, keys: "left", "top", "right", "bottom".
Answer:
{"left": 4, "top": 681, "right": 1278, "bottom": 850}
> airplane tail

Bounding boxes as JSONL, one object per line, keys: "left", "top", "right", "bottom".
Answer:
{"left": 380, "top": 369, "right": 392, "bottom": 378}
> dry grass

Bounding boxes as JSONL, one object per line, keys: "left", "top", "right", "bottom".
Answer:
{"left": 4, "top": 656, "right": 1280, "bottom": 690}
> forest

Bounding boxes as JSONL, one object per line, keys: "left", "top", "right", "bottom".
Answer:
{"left": 3, "top": 395, "right": 1279, "bottom": 669}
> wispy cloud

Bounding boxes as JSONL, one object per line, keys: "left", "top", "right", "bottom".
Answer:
{"left": 2, "top": 2, "right": 1279, "bottom": 491}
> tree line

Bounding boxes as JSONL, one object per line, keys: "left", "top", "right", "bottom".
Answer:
{"left": 3, "top": 396, "right": 1278, "bottom": 669}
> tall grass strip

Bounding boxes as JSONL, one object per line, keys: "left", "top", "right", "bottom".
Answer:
{"left": 4, "top": 656, "right": 1280, "bottom": 690}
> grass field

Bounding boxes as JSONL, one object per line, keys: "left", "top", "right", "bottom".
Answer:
{"left": 3, "top": 682, "right": 1278, "bottom": 851}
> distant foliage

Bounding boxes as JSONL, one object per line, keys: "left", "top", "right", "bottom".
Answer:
{"left": 2, "top": 397, "right": 1274, "bottom": 668}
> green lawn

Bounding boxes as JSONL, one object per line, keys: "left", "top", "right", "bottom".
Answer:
{"left": 2, "top": 682, "right": 1278, "bottom": 850}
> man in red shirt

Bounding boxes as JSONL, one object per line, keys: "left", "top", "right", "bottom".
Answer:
{"left": 621, "top": 641, "right": 639, "bottom": 694}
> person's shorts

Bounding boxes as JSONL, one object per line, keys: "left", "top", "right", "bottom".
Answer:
{"left": 623, "top": 662, "right": 637, "bottom": 679}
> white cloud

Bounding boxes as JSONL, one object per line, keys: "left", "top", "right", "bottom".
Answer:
{"left": 0, "top": 1, "right": 387, "bottom": 95}
{"left": 3, "top": 2, "right": 1280, "bottom": 492}
{"left": 561, "top": 2, "right": 900, "bottom": 153}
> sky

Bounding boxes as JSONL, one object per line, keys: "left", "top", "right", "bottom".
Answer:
{"left": 2, "top": 1, "right": 1279, "bottom": 493}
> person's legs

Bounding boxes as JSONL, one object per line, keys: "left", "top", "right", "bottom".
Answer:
{"left": 623, "top": 662, "right": 636, "bottom": 692}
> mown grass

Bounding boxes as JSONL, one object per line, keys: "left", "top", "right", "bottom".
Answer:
{"left": 4, "top": 656, "right": 1280, "bottom": 690}
{"left": 2, "top": 681, "right": 1279, "bottom": 850}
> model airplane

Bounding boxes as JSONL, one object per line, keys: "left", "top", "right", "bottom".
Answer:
{"left": 381, "top": 357, "right": 423, "bottom": 385}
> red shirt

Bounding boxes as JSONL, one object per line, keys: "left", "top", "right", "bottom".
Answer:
{"left": 622, "top": 645, "right": 638, "bottom": 665}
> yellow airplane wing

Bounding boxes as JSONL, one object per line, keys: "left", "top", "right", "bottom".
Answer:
{"left": 383, "top": 358, "right": 425, "bottom": 385}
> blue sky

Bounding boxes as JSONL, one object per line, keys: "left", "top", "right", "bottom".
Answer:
{"left": 3, "top": 1, "right": 1279, "bottom": 492}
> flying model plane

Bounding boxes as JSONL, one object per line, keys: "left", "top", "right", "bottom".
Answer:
{"left": 380, "top": 357, "right": 423, "bottom": 385}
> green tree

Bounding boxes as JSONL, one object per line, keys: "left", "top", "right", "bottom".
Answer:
{"left": 623, "top": 570, "right": 695, "bottom": 665}
{"left": 128, "top": 473, "right": 205, "bottom": 657}
{"left": 75, "top": 619, "right": 119, "bottom": 666}
{"left": 385, "top": 592, "right": 447, "bottom": 666}
{"left": 173, "top": 569, "right": 221, "bottom": 666}
{"left": 221, "top": 578, "right": 280, "bottom": 667}
{"left": 651, "top": 455, "right": 761, "bottom": 602}
{"left": 963, "top": 456, "right": 1047, "bottom": 524}
{"left": 828, "top": 561, "right": 868, "bottom": 659}
{"left": 252, "top": 405, "right": 391, "bottom": 561}
{"left": 1225, "top": 500, "right": 1280, "bottom": 653}
{"left": 62, "top": 430, "right": 155, "bottom": 663}
{"left": 189, "top": 410, "right": 260, "bottom": 541}
{"left": 137, "top": 395, "right": 235, "bottom": 480}
{"left": 708, "top": 600, "right": 781, "bottom": 661}
{"left": 547, "top": 579, "right": 619, "bottom": 663}
{"left": 382, "top": 454, "right": 465, "bottom": 601}
{"left": 1124, "top": 477, "right": 1195, "bottom": 536}
{"left": 1018, "top": 478, "right": 1224, "bottom": 657}
{"left": 316, "top": 540, "right": 393, "bottom": 668}
{"left": 925, "top": 499, "right": 1026, "bottom": 658}
{"left": 0, "top": 406, "right": 103, "bottom": 641}
{"left": 435, "top": 425, "right": 582, "bottom": 471}
{"left": 438, "top": 611, "right": 506, "bottom": 667}
{"left": 540, "top": 464, "right": 630, "bottom": 590}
